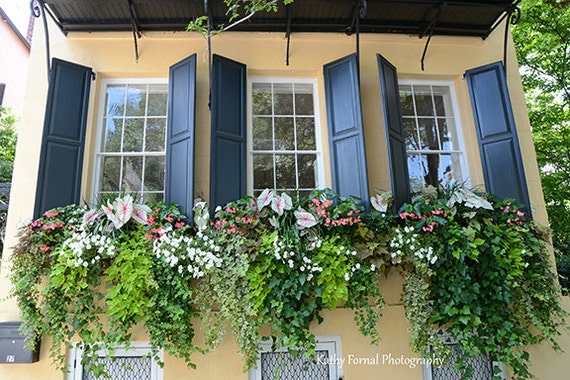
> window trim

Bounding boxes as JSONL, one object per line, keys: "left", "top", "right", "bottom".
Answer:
{"left": 66, "top": 342, "right": 164, "bottom": 380}
{"left": 398, "top": 79, "right": 470, "bottom": 190}
{"left": 249, "top": 335, "right": 343, "bottom": 380}
{"left": 246, "top": 77, "right": 325, "bottom": 196}
{"left": 92, "top": 77, "right": 168, "bottom": 205}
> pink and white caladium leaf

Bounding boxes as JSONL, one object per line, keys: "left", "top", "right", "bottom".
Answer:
{"left": 257, "top": 188, "right": 275, "bottom": 211}
{"left": 82, "top": 209, "right": 103, "bottom": 226}
{"left": 271, "top": 193, "right": 293, "bottom": 216}
{"left": 371, "top": 190, "right": 391, "bottom": 213}
{"left": 132, "top": 203, "right": 151, "bottom": 224}
{"left": 102, "top": 201, "right": 120, "bottom": 227}
{"left": 114, "top": 195, "right": 134, "bottom": 228}
{"left": 295, "top": 207, "right": 318, "bottom": 230}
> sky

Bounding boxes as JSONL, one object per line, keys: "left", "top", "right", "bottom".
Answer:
{"left": 0, "top": 0, "right": 32, "bottom": 36}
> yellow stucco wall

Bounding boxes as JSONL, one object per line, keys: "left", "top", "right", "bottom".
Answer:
{"left": 0, "top": 12, "right": 568, "bottom": 380}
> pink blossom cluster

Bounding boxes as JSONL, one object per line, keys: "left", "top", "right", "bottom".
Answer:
{"left": 309, "top": 197, "right": 362, "bottom": 228}
{"left": 500, "top": 202, "right": 525, "bottom": 224}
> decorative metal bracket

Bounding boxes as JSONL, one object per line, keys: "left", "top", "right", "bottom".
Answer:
{"left": 503, "top": 4, "right": 521, "bottom": 70}
{"left": 31, "top": 0, "right": 51, "bottom": 81}
{"left": 127, "top": 0, "right": 142, "bottom": 62}
{"left": 420, "top": 2, "right": 447, "bottom": 71}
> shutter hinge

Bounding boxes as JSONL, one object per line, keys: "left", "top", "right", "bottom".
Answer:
{"left": 91, "top": 72, "right": 96, "bottom": 81}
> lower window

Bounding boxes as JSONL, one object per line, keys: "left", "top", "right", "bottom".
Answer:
{"left": 423, "top": 343, "right": 504, "bottom": 380}
{"left": 250, "top": 336, "right": 343, "bottom": 380}
{"left": 66, "top": 343, "right": 163, "bottom": 380}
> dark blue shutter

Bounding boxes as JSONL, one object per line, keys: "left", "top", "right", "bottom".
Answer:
{"left": 323, "top": 54, "right": 370, "bottom": 210}
{"left": 165, "top": 54, "right": 196, "bottom": 220}
{"left": 210, "top": 55, "right": 246, "bottom": 209}
{"left": 466, "top": 62, "right": 531, "bottom": 215}
{"left": 377, "top": 54, "right": 410, "bottom": 211}
{"left": 34, "top": 58, "right": 92, "bottom": 218}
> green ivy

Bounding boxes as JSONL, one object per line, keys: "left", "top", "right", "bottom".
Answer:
{"left": 7, "top": 186, "right": 567, "bottom": 380}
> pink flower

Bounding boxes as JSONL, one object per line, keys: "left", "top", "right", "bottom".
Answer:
{"left": 45, "top": 210, "right": 59, "bottom": 218}
{"left": 40, "top": 244, "right": 50, "bottom": 252}
{"left": 175, "top": 221, "right": 185, "bottom": 229}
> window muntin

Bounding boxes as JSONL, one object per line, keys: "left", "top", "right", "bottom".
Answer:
{"left": 249, "top": 79, "right": 323, "bottom": 198}
{"left": 95, "top": 80, "right": 168, "bottom": 204}
{"left": 399, "top": 82, "right": 467, "bottom": 192}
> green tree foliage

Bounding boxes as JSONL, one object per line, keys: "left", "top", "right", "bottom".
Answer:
{"left": 512, "top": 1, "right": 570, "bottom": 260}
{"left": 0, "top": 106, "right": 18, "bottom": 183}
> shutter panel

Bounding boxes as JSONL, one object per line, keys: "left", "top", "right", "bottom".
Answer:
{"left": 34, "top": 58, "right": 92, "bottom": 218}
{"left": 210, "top": 55, "right": 247, "bottom": 209}
{"left": 465, "top": 62, "right": 531, "bottom": 215}
{"left": 377, "top": 54, "right": 410, "bottom": 211}
{"left": 323, "top": 54, "right": 370, "bottom": 210}
{"left": 165, "top": 54, "right": 196, "bottom": 220}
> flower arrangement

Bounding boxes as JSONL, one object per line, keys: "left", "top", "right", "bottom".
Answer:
{"left": 7, "top": 186, "right": 567, "bottom": 380}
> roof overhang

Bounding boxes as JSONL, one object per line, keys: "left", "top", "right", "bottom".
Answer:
{"left": 42, "top": 0, "right": 519, "bottom": 38}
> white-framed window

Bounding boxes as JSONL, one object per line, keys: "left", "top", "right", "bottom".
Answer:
{"left": 399, "top": 80, "right": 469, "bottom": 192}
{"left": 248, "top": 78, "right": 324, "bottom": 198}
{"left": 93, "top": 79, "right": 168, "bottom": 204}
{"left": 249, "top": 336, "right": 343, "bottom": 380}
{"left": 66, "top": 342, "right": 163, "bottom": 380}
{"left": 423, "top": 341, "right": 504, "bottom": 380}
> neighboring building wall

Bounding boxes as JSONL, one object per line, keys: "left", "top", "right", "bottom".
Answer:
{"left": 0, "top": 13, "right": 568, "bottom": 380}
{"left": 0, "top": 8, "right": 30, "bottom": 113}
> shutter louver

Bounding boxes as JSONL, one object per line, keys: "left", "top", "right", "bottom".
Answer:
{"left": 165, "top": 54, "right": 197, "bottom": 220}
{"left": 209, "top": 54, "right": 247, "bottom": 210}
{"left": 465, "top": 62, "right": 531, "bottom": 216}
{"left": 377, "top": 54, "right": 411, "bottom": 212}
{"left": 34, "top": 58, "right": 92, "bottom": 218}
{"left": 323, "top": 54, "right": 370, "bottom": 210}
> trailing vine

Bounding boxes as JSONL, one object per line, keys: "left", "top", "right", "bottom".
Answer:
{"left": 7, "top": 185, "right": 567, "bottom": 379}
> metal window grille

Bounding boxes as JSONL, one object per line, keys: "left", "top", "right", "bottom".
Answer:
{"left": 431, "top": 345, "right": 494, "bottom": 380}
{"left": 82, "top": 355, "right": 152, "bottom": 380}
{"left": 260, "top": 350, "right": 330, "bottom": 380}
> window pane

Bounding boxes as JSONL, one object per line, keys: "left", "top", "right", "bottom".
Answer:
{"left": 298, "top": 154, "right": 316, "bottom": 188}
{"left": 403, "top": 118, "right": 418, "bottom": 150}
{"left": 274, "top": 117, "right": 295, "bottom": 150}
{"left": 399, "top": 85, "right": 414, "bottom": 116}
{"left": 274, "top": 84, "right": 294, "bottom": 115}
{"left": 275, "top": 154, "right": 296, "bottom": 189}
{"left": 144, "top": 156, "right": 165, "bottom": 191}
{"left": 83, "top": 356, "right": 152, "bottom": 380}
{"left": 143, "top": 192, "right": 163, "bottom": 204}
{"left": 252, "top": 83, "right": 272, "bottom": 115}
{"left": 105, "top": 85, "right": 126, "bottom": 117}
{"left": 252, "top": 117, "right": 273, "bottom": 150}
{"left": 123, "top": 118, "right": 144, "bottom": 152}
{"left": 432, "top": 86, "right": 450, "bottom": 117}
{"left": 103, "top": 118, "right": 123, "bottom": 152}
{"left": 147, "top": 84, "right": 168, "bottom": 116}
{"left": 253, "top": 154, "right": 274, "bottom": 190}
{"left": 145, "top": 118, "right": 166, "bottom": 152}
{"left": 296, "top": 117, "right": 316, "bottom": 150}
{"left": 126, "top": 84, "right": 147, "bottom": 117}
{"left": 408, "top": 154, "right": 425, "bottom": 192}
{"left": 419, "top": 118, "right": 439, "bottom": 150}
{"left": 122, "top": 156, "right": 143, "bottom": 192}
{"left": 101, "top": 156, "right": 121, "bottom": 192}
{"left": 438, "top": 119, "right": 454, "bottom": 150}
{"left": 294, "top": 83, "right": 314, "bottom": 115}
{"left": 414, "top": 85, "right": 434, "bottom": 116}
